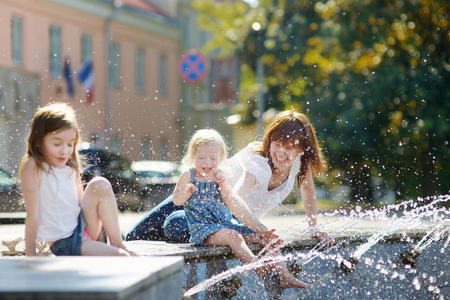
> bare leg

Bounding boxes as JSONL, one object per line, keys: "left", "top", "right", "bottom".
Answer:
{"left": 243, "top": 234, "right": 308, "bottom": 289}
{"left": 205, "top": 229, "right": 255, "bottom": 264}
{"left": 275, "top": 262, "right": 308, "bottom": 289}
{"left": 81, "top": 177, "right": 135, "bottom": 256}
{"left": 81, "top": 240, "right": 130, "bottom": 256}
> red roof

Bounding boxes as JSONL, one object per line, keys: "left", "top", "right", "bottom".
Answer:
{"left": 122, "top": 0, "right": 169, "bottom": 17}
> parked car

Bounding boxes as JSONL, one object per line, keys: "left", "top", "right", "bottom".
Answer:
{"left": 131, "top": 160, "right": 181, "bottom": 210}
{"left": 80, "top": 148, "right": 145, "bottom": 211}
{"left": 0, "top": 167, "right": 23, "bottom": 212}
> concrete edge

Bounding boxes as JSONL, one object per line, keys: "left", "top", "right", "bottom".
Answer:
{"left": 126, "top": 229, "right": 445, "bottom": 262}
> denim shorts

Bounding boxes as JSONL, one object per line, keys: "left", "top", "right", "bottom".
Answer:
{"left": 50, "top": 214, "right": 86, "bottom": 256}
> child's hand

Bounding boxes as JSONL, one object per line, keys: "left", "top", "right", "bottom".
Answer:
{"left": 215, "top": 169, "right": 232, "bottom": 193}
{"left": 215, "top": 169, "right": 226, "bottom": 184}
{"left": 215, "top": 169, "right": 231, "bottom": 187}
{"left": 185, "top": 183, "right": 198, "bottom": 196}
{"left": 259, "top": 229, "right": 283, "bottom": 249}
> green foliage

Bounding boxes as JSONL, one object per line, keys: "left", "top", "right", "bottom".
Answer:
{"left": 193, "top": 0, "right": 450, "bottom": 200}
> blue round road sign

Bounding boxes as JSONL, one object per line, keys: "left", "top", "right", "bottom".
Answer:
{"left": 179, "top": 51, "right": 208, "bottom": 84}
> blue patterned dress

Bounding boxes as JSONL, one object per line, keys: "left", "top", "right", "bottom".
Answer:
{"left": 184, "top": 169, "right": 255, "bottom": 244}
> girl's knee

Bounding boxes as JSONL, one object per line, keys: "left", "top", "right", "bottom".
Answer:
{"left": 86, "top": 177, "right": 113, "bottom": 195}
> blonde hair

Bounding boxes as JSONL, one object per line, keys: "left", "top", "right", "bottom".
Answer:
{"left": 181, "top": 129, "right": 228, "bottom": 168}
{"left": 19, "top": 103, "right": 82, "bottom": 177}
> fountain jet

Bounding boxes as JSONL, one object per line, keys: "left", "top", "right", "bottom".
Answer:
{"left": 339, "top": 256, "right": 359, "bottom": 274}
{"left": 399, "top": 247, "right": 421, "bottom": 268}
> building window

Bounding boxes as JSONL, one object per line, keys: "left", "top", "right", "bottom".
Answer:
{"left": 141, "top": 137, "right": 150, "bottom": 160}
{"left": 81, "top": 33, "right": 93, "bottom": 64}
{"left": 159, "top": 54, "right": 167, "bottom": 96}
{"left": 182, "top": 16, "right": 191, "bottom": 49}
{"left": 49, "top": 25, "right": 62, "bottom": 77}
{"left": 111, "top": 134, "right": 121, "bottom": 154}
{"left": 109, "top": 41, "right": 120, "bottom": 88}
{"left": 159, "top": 137, "right": 167, "bottom": 160}
{"left": 89, "top": 132, "right": 103, "bottom": 148}
{"left": 136, "top": 48, "right": 145, "bottom": 93}
{"left": 11, "top": 16, "right": 23, "bottom": 65}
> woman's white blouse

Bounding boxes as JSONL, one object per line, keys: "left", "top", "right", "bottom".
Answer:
{"left": 226, "top": 143, "right": 301, "bottom": 219}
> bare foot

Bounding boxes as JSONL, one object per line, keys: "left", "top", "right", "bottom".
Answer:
{"left": 126, "top": 249, "right": 138, "bottom": 256}
{"left": 280, "top": 275, "right": 308, "bottom": 289}
{"left": 121, "top": 246, "right": 138, "bottom": 256}
{"left": 114, "top": 243, "right": 138, "bottom": 256}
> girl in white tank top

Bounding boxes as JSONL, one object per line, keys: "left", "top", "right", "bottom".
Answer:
{"left": 19, "top": 103, "right": 135, "bottom": 256}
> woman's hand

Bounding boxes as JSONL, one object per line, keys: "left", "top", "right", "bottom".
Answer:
{"left": 310, "top": 226, "right": 334, "bottom": 249}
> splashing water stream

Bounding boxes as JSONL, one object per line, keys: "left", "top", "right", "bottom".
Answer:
{"left": 414, "top": 225, "right": 449, "bottom": 253}
{"left": 183, "top": 195, "right": 450, "bottom": 298}
{"left": 184, "top": 217, "right": 361, "bottom": 297}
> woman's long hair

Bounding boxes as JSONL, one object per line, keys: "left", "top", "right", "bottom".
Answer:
{"left": 19, "top": 103, "right": 82, "bottom": 177}
{"left": 254, "top": 110, "right": 326, "bottom": 184}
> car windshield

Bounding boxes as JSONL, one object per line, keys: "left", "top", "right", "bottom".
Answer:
{"left": 137, "top": 170, "right": 180, "bottom": 179}
{"left": 81, "top": 149, "right": 131, "bottom": 171}
{"left": 0, "top": 169, "right": 15, "bottom": 185}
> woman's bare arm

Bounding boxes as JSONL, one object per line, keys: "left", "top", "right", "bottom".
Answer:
{"left": 300, "top": 169, "right": 318, "bottom": 228}
{"left": 301, "top": 169, "right": 334, "bottom": 247}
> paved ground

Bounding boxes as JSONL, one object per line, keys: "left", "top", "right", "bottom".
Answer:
{"left": 0, "top": 211, "right": 310, "bottom": 254}
{"left": 1, "top": 208, "right": 448, "bottom": 255}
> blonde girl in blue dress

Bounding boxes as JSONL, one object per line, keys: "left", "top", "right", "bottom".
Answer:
{"left": 172, "top": 129, "right": 308, "bottom": 289}
{"left": 20, "top": 103, "right": 135, "bottom": 256}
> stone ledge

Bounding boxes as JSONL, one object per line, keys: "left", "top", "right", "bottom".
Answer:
{"left": 0, "top": 256, "right": 184, "bottom": 300}
{"left": 0, "top": 212, "right": 25, "bottom": 225}
{"left": 124, "top": 229, "right": 435, "bottom": 261}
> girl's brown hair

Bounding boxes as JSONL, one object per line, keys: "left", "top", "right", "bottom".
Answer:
{"left": 19, "top": 103, "right": 82, "bottom": 177}
{"left": 255, "top": 110, "right": 326, "bottom": 184}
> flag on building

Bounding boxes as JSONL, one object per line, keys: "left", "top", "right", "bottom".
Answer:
{"left": 77, "top": 59, "right": 94, "bottom": 103}
{"left": 63, "top": 58, "right": 74, "bottom": 97}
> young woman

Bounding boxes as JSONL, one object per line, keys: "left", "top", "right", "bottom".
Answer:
{"left": 126, "top": 110, "right": 332, "bottom": 247}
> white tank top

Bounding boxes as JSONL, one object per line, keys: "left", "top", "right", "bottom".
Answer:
{"left": 37, "top": 163, "right": 80, "bottom": 242}
{"left": 226, "top": 143, "right": 301, "bottom": 219}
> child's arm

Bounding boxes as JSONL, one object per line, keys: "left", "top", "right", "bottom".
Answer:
{"left": 216, "top": 170, "right": 269, "bottom": 235}
{"left": 172, "top": 171, "right": 197, "bottom": 206}
{"left": 76, "top": 175, "right": 84, "bottom": 202}
{"left": 21, "top": 158, "right": 41, "bottom": 256}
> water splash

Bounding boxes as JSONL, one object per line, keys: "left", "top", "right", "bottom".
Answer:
{"left": 414, "top": 224, "right": 449, "bottom": 253}
{"left": 184, "top": 219, "right": 356, "bottom": 297}
{"left": 184, "top": 195, "right": 450, "bottom": 298}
